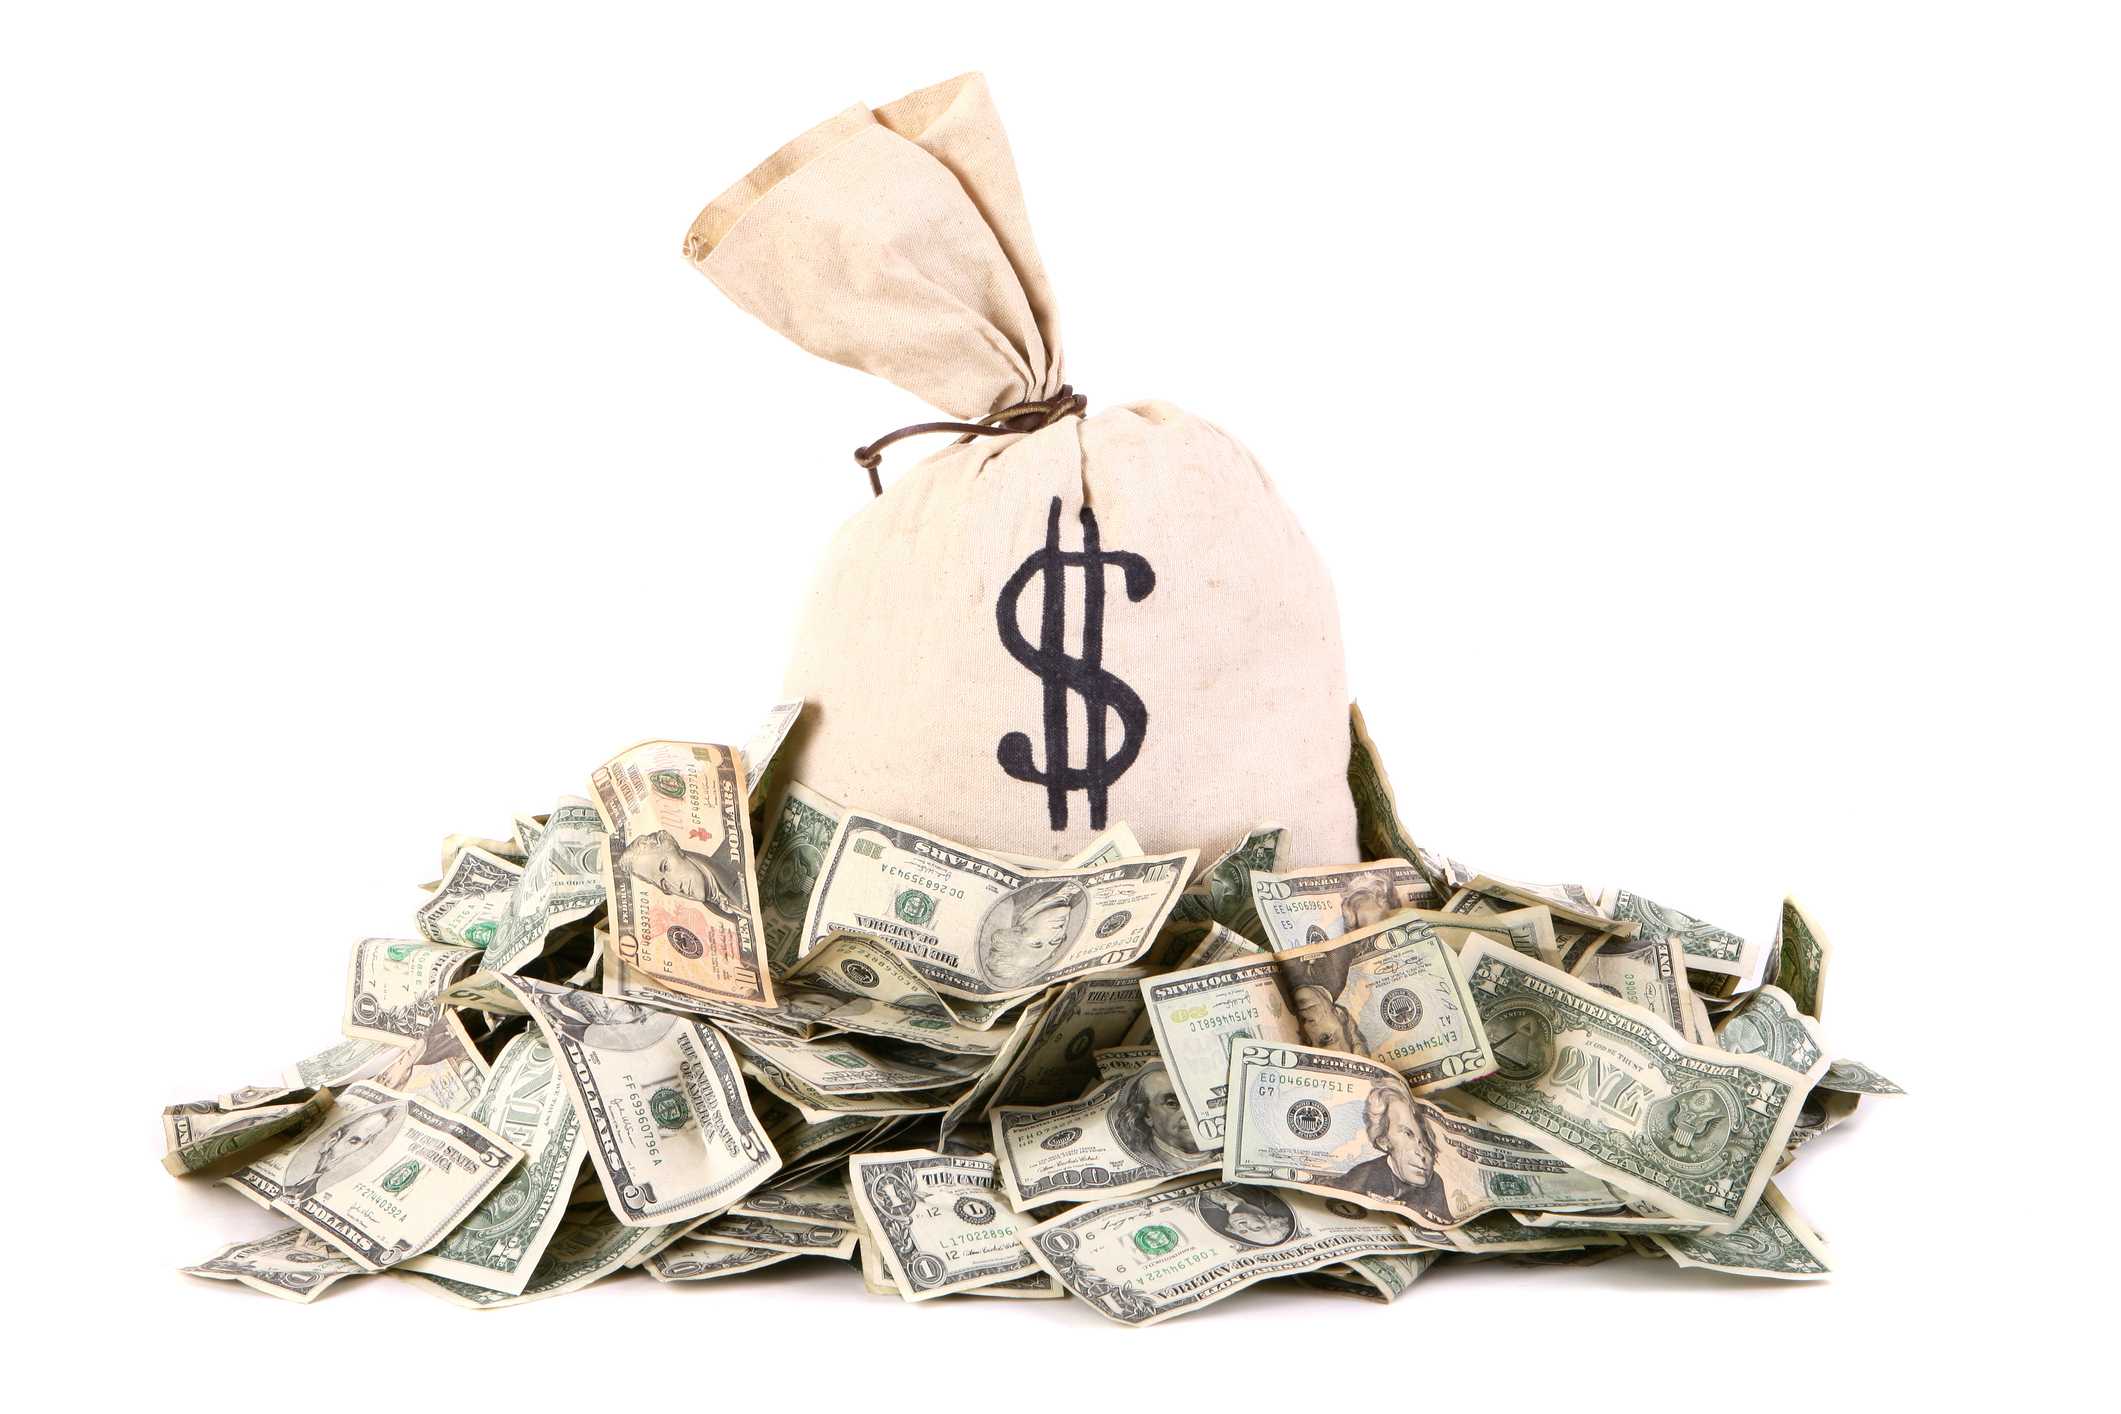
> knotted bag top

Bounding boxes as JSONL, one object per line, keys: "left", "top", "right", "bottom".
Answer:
{"left": 684, "top": 73, "right": 1065, "bottom": 424}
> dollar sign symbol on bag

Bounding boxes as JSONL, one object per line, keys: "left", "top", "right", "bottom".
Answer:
{"left": 996, "top": 497, "right": 1156, "bottom": 831}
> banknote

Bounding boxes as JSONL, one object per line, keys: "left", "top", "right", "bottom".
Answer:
{"left": 799, "top": 812, "right": 1195, "bottom": 999}
{"left": 1650, "top": 1185, "right": 1832, "bottom": 1279}
{"left": 1816, "top": 1058, "right": 1904, "bottom": 1096}
{"left": 1566, "top": 928, "right": 1697, "bottom": 1039}
{"left": 1714, "top": 984, "right": 1831, "bottom": 1083}
{"left": 645, "top": 1239, "right": 805, "bottom": 1282}
{"left": 848, "top": 1150, "right": 1045, "bottom": 1301}
{"left": 400, "top": 1029, "right": 589, "bottom": 1294}
{"left": 480, "top": 798, "right": 608, "bottom": 974}
{"left": 399, "top": 1190, "right": 658, "bottom": 1309}
{"left": 415, "top": 846, "right": 523, "bottom": 949}
{"left": 182, "top": 1226, "right": 367, "bottom": 1304}
{"left": 755, "top": 782, "right": 841, "bottom": 974}
{"left": 1139, "top": 954, "right": 1302, "bottom": 1146}
{"left": 696, "top": 1212, "right": 858, "bottom": 1259}
{"left": 1398, "top": 904, "right": 1562, "bottom": 969}
{"left": 495, "top": 973, "right": 782, "bottom": 1226}
{"left": 591, "top": 740, "right": 774, "bottom": 1010}
{"left": 511, "top": 813, "right": 546, "bottom": 856}
{"left": 1294, "top": 1251, "right": 1439, "bottom": 1302}
{"left": 221, "top": 1082, "right": 390, "bottom": 1209}
{"left": 1251, "top": 860, "right": 1435, "bottom": 952}
{"left": 1020, "top": 1175, "right": 1425, "bottom": 1326}
{"left": 991, "top": 1060, "right": 1217, "bottom": 1208}
{"left": 1445, "top": 879, "right": 1634, "bottom": 973}
{"left": 163, "top": 1088, "right": 333, "bottom": 1176}
{"left": 1173, "top": 921, "right": 1265, "bottom": 969}
{"left": 269, "top": 1083, "right": 521, "bottom": 1271}
{"left": 983, "top": 970, "right": 1149, "bottom": 1109}
{"left": 936, "top": 991, "right": 1055, "bottom": 1143}
{"left": 342, "top": 938, "right": 480, "bottom": 1044}
{"left": 730, "top": 1172, "right": 854, "bottom": 1227}
{"left": 1167, "top": 825, "right": 1284, "bottom": 942}
{"left": 723, "top": 1023, "right": 979, "bottom": 1096}
{"left": 1771, "top": 896, "right": 1832, "bottom": 1019}
{"left": 1610, "top": 888, "right": 1755, "bottom": 984}
{"left": 740, "top": 698, "right": 805, "bottom": 796}
{"left": 1347, "top": 704, "right": 1471, "bottom": 900}
{"left": 776, "top": 932, "right": 1008, "bottom": 1055}
{"left": 1222, "top": 1041, "right": 1616, "bottom": 1227}
{"left": 1094, "top": 1045, "right": 1163, "bottom": 1080}
{"left": 1274, "top": 917, "right": 1496, "bottom": 1092}
{"left": 1455, "top": 942, "right": 1812, "bottom": 1230}
{"left": 372, "top": 1007, "right": 488, "bottom": 1111}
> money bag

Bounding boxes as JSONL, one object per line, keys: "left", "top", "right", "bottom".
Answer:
{"left": 685, "top": 73, "right": 1358, "bottom": 867}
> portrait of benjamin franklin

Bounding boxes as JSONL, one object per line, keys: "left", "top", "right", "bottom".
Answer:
{"left": 1196, "top": 1185, "right": 1295, "bottom": 1247}
{"left": 542, "top": 991, "right": 678, "bottom": 1052}
{"left": 975, "top": 878, "right": 1089, "bottom": 990}
{"left": 280, "top": 1103, "right": 404, "bottom": 1202}
{"left": 1336, "top": 1084, "right": 1453, "bottom": 1226}
{"left": 617, "top": 830, "right": 747, "bottom": 921}
{"left": 1108, "top": 1063, "right": 1202, "bottom": 1173}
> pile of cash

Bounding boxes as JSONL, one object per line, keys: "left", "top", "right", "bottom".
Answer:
{"left": 165, "top": 704, "right": 1900, "bottom": 1321}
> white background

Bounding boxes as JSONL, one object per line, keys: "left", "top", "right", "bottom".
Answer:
{"left": 4, "top": 2, "right": 2110, "bottom": 1402}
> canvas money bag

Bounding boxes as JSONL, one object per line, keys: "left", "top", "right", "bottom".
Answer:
{"left": 685, "top": 73, "right": 1359, "bottom": 867}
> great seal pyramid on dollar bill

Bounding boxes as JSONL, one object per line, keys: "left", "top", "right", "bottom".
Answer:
{"left": 165, "top": 75, "right": 1899, "bottom": 1320}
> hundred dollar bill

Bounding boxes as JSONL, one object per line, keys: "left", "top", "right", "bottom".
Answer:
{"left": 1714, "top": 984, "right": 1831, "bottom": 1083}
{"left": 1650, "top": 1184, "right": 1832, "bottom": 1279}
{"left": 400, "top": 1029, "right": 589, "bottom": 1294}
{"left": 1251, "top": 860, "right": 1435, "bottom": 952}
{"left": 1455, "top": 942, "right": 1813, "bottom": 1230}
{"left": 1275, "top": 918, "right": 1496, "bottom": 1092}
{"left": 480, "top": 798, "right": 608, "bottom": 974}
{"left": 182, "top": 1226, "right": 367, "bottom": 1304}
{"left": 1347, "top": 704, "right": 1473, "bottom": 899}
{"left": 1223, "top": 1041, "right": 1615, "bottom": 1227}
{"left": 645, "top": 1239, "right": 804, "bottom": 1282}
{"left": 342, "top": 938, "right": 479, "bottom": 1044}
{"left": 1610, "top": 888, "right": 1755, "bottom": 986}
{"left": 415, "top": 846, "right": 523, "bottom": 949}
{"left": 848, "top": 1150, "right": 1044, "bottom": 1301}
{"left": 399, "top": 1190, "right": 658, "bottom": 1309}
{"left": 1769, "top": 896, "right": 1832, "bottom": 1019}
{"left": 740, "top": 698, "right": 805, "bottom": 796}
{"left": 992, "top": 1060, "right": 1217, "bottom": 1208}
{"left": 1020, "top": 1175, "right": 1426, "bottom": 1327}
{"left": 163, "top": 1088, "right": 334, "bottom": 1176}
{"left": 591, "top": 740, "right": 774, "bottom": 1010}
{"left": 755, "top": 782, "right": 841, "bottom": 974}
{"left": 269, "top": 1083, "right": 521, "bottom": 1271}
{"left": 494, "top": 973, "right": 781, "bottom": 1226}
{"left": 799, "top": 812, "right": 1196, "bottom": 1000}
{"left": 696, "top": 1212, "right": 858, "bottom": 1259}
{"left": 1167, "top": 825, "right": 1284, "bottom": 942}
{"left": 1140, "top": 955, "right": 1303, "bottom": 1146}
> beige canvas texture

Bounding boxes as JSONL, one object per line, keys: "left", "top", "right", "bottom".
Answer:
{"left": 686, "top": 73, "right": 1358, "bottom": 867}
